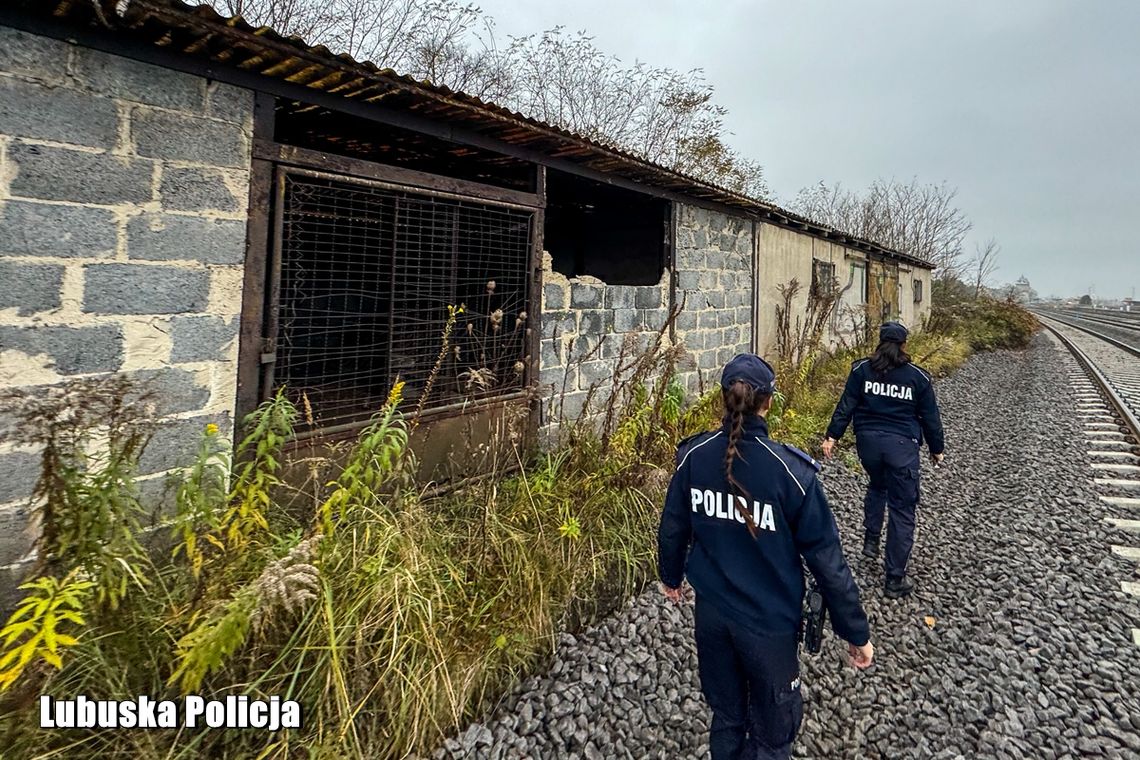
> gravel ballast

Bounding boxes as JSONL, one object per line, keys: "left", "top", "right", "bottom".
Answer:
{"left": 435, "top": 333, "right": 1140, "bottom": 759}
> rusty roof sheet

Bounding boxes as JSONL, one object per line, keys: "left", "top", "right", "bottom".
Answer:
{"left": 14, "top": 0, "right": 932, "bottom": 268}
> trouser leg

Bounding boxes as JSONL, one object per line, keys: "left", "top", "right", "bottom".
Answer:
{"left": 857, "top": 436, "right": 888, "bottom": 538}
{"left": 884, "top": 437, "right": 921, "bottom": 578}
{"left": 695, "top": 597, "right": 748, "bottom": 760}
{"left": 731, "top": 628, "right": 802, "bottom": 760}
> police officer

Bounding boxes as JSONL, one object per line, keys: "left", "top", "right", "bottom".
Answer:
{"left": 658, "top": 354, "right": 874, "bottom": 760}
{"left": 821, "top": 321, "right": 945, "bottom": 599}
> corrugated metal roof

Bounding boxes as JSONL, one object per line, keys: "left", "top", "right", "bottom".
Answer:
{"left": 13, "top": 0, "right": 932, "bottom": 268}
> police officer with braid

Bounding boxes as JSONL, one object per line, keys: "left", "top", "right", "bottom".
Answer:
{"left": 821, "top": 321, "right": 945, "bottom": 599}
{"left": 658, "top": 354, "right": 873, "bottom": 760}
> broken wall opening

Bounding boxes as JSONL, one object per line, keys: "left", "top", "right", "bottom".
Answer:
{"left": 543, "top": 169, "right": 669, "bottom": 285}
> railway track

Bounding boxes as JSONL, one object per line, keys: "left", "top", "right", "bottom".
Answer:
{"left": 1035, "top": 307, "right": 1140, "bottom": 354}
{"left": 1034, "top": 312, "right": 1140, "bottom": 645}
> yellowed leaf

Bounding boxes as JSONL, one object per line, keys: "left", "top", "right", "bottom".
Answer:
{"left": 924, "top": 615, "right": 936, "bottom": 628}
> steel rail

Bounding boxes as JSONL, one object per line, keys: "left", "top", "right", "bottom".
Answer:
{"left": 1051, "top": 310, "right": 1140, "bottom": 335}
{"left": 1031, "top": 310, "right": 1140, "bottom": 358}
{"left": 1034, "top": 314, "right": 1140, "bottom": 449}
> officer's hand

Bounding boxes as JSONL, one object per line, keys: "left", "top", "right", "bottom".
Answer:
{"left": 661, "top": 584, "right": 683, "bottom": 604}
{"left": 931, "top": 452, "right": 945, "bottom": 467}
{"left": 821, "top": 437, "right": 836, "bottom": 459}
{"left": 848, "top": 640, "right": 874, "bottom": 670}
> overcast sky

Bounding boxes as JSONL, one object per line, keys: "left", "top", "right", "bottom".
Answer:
{"left": 475, "top": 0, "right": 1139, "bottom": 299}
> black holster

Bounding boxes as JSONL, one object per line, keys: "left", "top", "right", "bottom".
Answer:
{"left": 801, "top": 581, "right": 827, "bottom": 655}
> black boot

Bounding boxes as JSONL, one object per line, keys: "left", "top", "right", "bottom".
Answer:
{"left": 884, "top": 575, "right": 915, "bottom": 599}
{"left": 862, "top": 534, "right": 880, "bottom": 558}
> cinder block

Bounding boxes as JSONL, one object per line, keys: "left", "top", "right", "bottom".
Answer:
{"left": 692, "top": 228, "right": 708, "bottom": 249}
{"left": 170, "top": 315, "right": 239, "bottom": 363}
{"left": 558, "top": 391, "right": 588, "bottom": 421}
{"left": 706, "top": 250, "right": 726, "bottom": 270}
{"left": 127, "top": 213, "right": 246, "bottom": 265}
{"left": 0, "top": 324, "right": 122, "bottom": 374}
{"left": 698, "top": 271, "right": 719, "bottom": 290}
{"left": 137, "top": 475, "right": 180, "bottom": 524}
{"left": 9, "top": 143, "right": 154, "bottom": 205}
{"left": 613, "top": 308, "right": 639, "bottom": 333}
{"left": 133, "top": 109, "right": 248, "bottom": 168}
{"left": 543, "top": 283, "right": 566, "bottom": 310}
{"left": 579, "top": 310, "right": 609, "bottom": 336}
{"left": 0, "top": 560, "right": 35, "bottom": 611}
{"left": 605, "top": 286, "right": 636, "bottom": 309}
{"left": 698, "top": 350, "right": 719, "bottom": 370}
{"left": 570, "top": 283, "right": 602, "bottom": 309}
{"left": 538, "top": 366, "right": 566, "bottom": 390}
{"left": 634, "top": 286, "right": 662, "bottom": 310}
{"left": 0, "top": 451, "right": 40, "bottom": 506}
{"left": 72, "top": 47, "right": 205, "bottom": 111}
{"left": 0, "top": 78, "right": 119, "bottom": 148}
{"left": 125, "top": 368, "right": 211, "bottom": 416}
{"left": 639, "top": 308, "right": 667, "bottom": 332}
{"left": 83, "top": 264, "right": 210, "bottom": 315}
{"left": 545, "top": 311, "right": 577, "bottom": 338}
{"left": 0, "top": 200, "right": 117, "bottom": 258}
{"left": 707, "top": 291, "right": 726, "bottom": 309}
{"left": 0, "top": 27, "right": 71, "bottom": 84}
{"left": 676, "top": 271, "right": 701, "bottom": 291}
{"left": 539, "top": 338, "right": 562, "bottom": 370}
{"left": 698, "top": 311, "right": 718, "bottom": 330}
{"left": 205, "top": 82, "right": 254, "bottom": 126}
{"left": 0, "top": 503, "right": 35, "bottom": 568}
{"left": 0, "top": 262, "right": 63, "bottom": 315}
{"left": 139, "top": 413, "right": 231, "bottom": 475}
{"left": 674, "top": 311, "right": 698, "bottom": 332}
{"left": 578, "top": 360, "right": 613, "bottom": 391}
{"left": 160, "top": 167, "right": 241, "bottom": 212}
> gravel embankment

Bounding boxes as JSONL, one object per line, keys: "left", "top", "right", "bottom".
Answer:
{"left": 435, "top": 333, "right": 1140, "bottom": 759}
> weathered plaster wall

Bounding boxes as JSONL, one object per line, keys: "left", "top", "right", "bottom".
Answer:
{"left": 0, "top": 28, "right": 253, "bottom": 583}
{"left": 755, "top": 222, "right": 935, "bottom": 356}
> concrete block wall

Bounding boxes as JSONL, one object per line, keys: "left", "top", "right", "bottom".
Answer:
{"left": 0, "top": 28, "right": 253, "bottom": 579}
{"left": 672, "top": 204, "right": 755, "bottom": 395}
{"left": 536, "top": 252, "right": 674, "bottom": 435}
{"left": 536, "top": 203, "right": 757, "bottom": 438}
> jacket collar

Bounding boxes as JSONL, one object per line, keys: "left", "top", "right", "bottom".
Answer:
{"left": 723, "top": 414, "right": 769, "bottom": 438}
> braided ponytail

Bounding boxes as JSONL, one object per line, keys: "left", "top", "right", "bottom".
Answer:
{"left": 723, "top": 381, "right": 764, "bottom": 538}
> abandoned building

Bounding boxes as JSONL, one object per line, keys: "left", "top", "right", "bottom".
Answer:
{"left": 0, "top": 1, "right": 933, "bottom": 580}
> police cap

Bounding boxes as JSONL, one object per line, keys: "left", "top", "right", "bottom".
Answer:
{"left": 879, "top": 321, "right": 909, "bottom": 343}
{"left": 721, "top": 353, "right": 776, "bottom": 395}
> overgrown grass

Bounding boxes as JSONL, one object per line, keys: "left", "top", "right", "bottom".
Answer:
{"left": 0, "top": 288, "right": 1037, "bottom": 759}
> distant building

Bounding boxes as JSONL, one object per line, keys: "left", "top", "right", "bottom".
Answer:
{"left": 1011, "top": 276, "right": 1037, "bottom": 303}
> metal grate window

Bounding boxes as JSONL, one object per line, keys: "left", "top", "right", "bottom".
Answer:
{"left": 271, "top": 171, "right": 534, "bottom": 432}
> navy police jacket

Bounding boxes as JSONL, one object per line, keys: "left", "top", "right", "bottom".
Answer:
{"left": 657, "top": 416, "right": 870, "bottom": 646}
{"left": 825, "top": 359, "right": 945, "bottom": 454}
